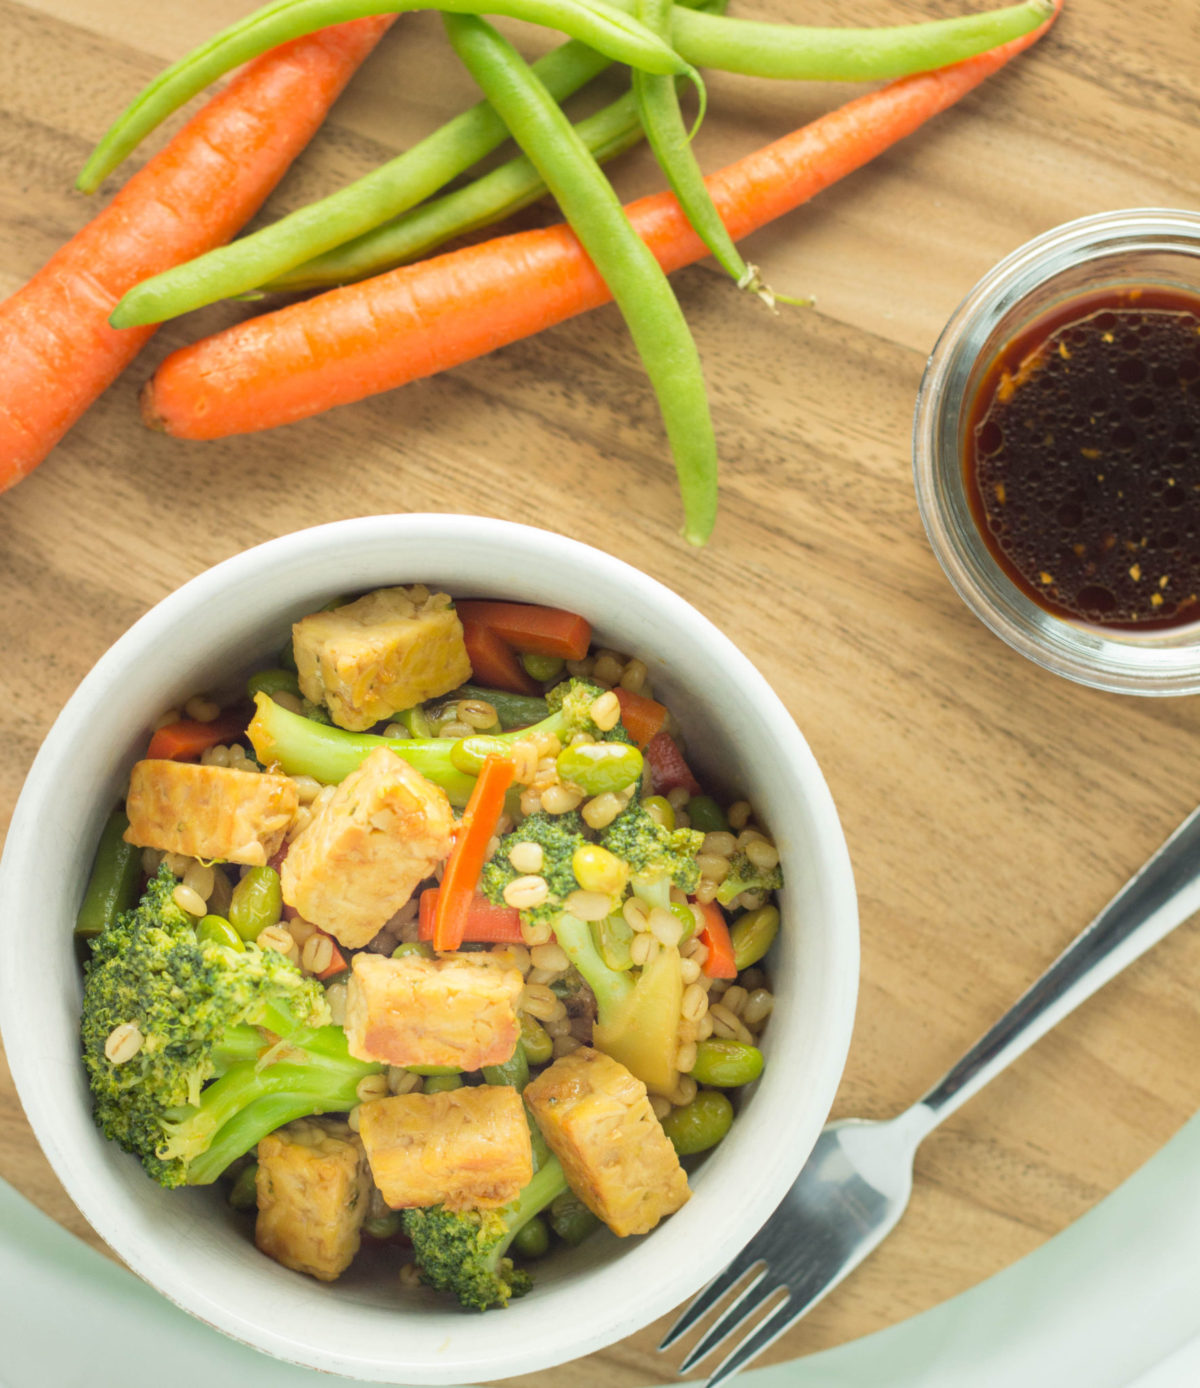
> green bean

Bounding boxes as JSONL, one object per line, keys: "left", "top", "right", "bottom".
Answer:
{"left": 227, "top": 866, "right": 283, "bottom": 942}
{"left": 75, "top": 808, "right": 141, "bottom": 938}
{"left": 482, "top": 1041, "right": 530, "bottom": 1091}
{"left": 730, "top": 903, "right": 779, "bottom": 971}
{"left": 519, "top": 1014, "right": 554, "bottom": 1066}
{"left": 227, "top": 1162, "right": 259, "bottom": 1210}
{"left": 512, "top": 1215, "right": 552, "bottom": 1259}
{"left": 423, "top": 1072, "right": 465, "bottom": 1093}
{"left": 439, "top": 685, "right": 549, "bottom": 729}
{"left": 246, "top": 668, "right": 301, "bottom": 701}
{"left": 197, "top": 914, "right": 246, "bottom": 952}
{"left": 79, "top": 0, "right": 693, "bottom": 198}
{"left": 557, "top": 741, "right": 644, "bottom": 795}
{"left": 691, "top": 1038, "right": 763, "bottom": 1088}
{"left": 549, "top": 1189, "right": 602, "bottom": 1246}
{"left": 394, "top": 704, "right": 434, "bottom": 739}
{"left": 660, "top": 1089, "right": 733, "bottom": 1154}
{"left": 685, "top": 794, "right": 727, "bottom": 833}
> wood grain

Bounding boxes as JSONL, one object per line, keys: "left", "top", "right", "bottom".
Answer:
{"left": 2, "top": 0, "right": 1199, "bottom": 1382}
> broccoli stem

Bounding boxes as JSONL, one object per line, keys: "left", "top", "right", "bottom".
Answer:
{"left": 187, "top": 1088, "right": 365, "bottom": 1186}
{"left": 548, "top": 911, "right": 634, "bottom": 1017}
{"left": 247, "top": 692, "right": 571, "bottom": 805}
{"left": 496, "top": 1156, "right": 570, "bottom": 1262}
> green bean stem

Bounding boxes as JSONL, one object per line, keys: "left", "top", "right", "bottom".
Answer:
{"left": 633, "top": 0, "right": 760, "bottom": 299}
{"left": 112, "top": 37, "right": 616, "bottom": 326}
{"left": 443, "top": 12, "right": 718, "bottom": 545}
{"left": 78, "top": 0, "right": 693, "bottom": 196}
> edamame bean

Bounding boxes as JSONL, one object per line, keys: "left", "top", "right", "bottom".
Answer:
{"left": 660, "top": 1089, "right": 733, "bottom": 1154}
{"left": 228, "top": 866, "right": 283, "bottom": 942}
{"left": 392, "top": 940, "right": 436, "bottom": 960}
{"left": 572, "top": 843, "right": 629, "bottom": 896}
{"left": 406, "top": 1065, "right": 462, "bottom": 1077}
{"left": 482, "top": 1041, "right": 530, "bottom": 1091}
{"left": 642, "top": 794, "right": 675, "bottom": 829}
{"left": 690, "top": 1038, "right": 763, "bottom": 1088}
{"left": 451, "top": 734, "right": 511, "bottom": 775}
{"left": 511, "top": 1215, "right": 551, "bottom": 1259}
{"left": 556, "top": 741, "right": 644, "bottom": 795}
{"left": 423, "top": 1073, "right": 464, "bottom": 1093}
{"left": 227, "top": 1162, "right": 259, "bottom": 1210}
{"left": 364, "top": 1210, "right": 403, "bottom": 1239}
{"left": 197, "top": 914, "right": 245, "bottom": 951}
{"left": 520, "top": 652, "right": 565, "bottom": 682}
{"left": 246, "top": 668, "right": 301, "bottom": 700}
{"left": 519, "top": 1014, "right": 554, "bottom": 1065}
{"left": 730, "top": 904, "right": 779, "bottom": 970}
{"left": 685, "top": 795, "right": 727, "bottom": 833}
{"left": 549, "top": 1190, "right": 602, "bottom": 1246}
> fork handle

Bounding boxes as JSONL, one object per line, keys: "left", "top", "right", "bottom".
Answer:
{"left": 916, "top": 800, "right": 1200, "bottom": 1128}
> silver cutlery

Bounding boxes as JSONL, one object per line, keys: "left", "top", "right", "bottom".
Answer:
{"left": 659, "top": 800, "right": 1200, "bottom": 1387}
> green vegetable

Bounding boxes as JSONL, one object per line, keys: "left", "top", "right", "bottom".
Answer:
{"left": 519, "top": 1014, "right": 554, "bottom": 1065}
{"left": 556, "top": 740, "right": 644, "bottom": 795}
{"left": 690, "top": 1038, "right": 763, "bottom": 1088}
{"left": 402, "top": 1155, "right": 570, "bottom": 1309}
{"left": 598, "top": 796, "right": 703, "bottom": 912}
{"left": 684, "top": 794, "right": 727, "bottom": 833}
{"left": 548, "top": 1187, "right": 602, "bottom": 1246}
{"left": 227, "top": 1161, "right": 259, "bottom": 1210}
{"left": 392, "top": 940, "right": 436, "bottom": 960}
{"left": 81, "top": 864, "right": 383, "bottom": 1187}
{"left": 227, "top": 866, "right": 283, "bottom": 943}
{"left": 482, "top": 1041, "right": 530, "bottom": 1091}
{"left": 439, "top": 684, "right": 549, "bottom": 729}
{"left": 81, "top": 0, "right": 694, "bottom": 198}
{"left": 196, "top": 915, "right": 245, "bottom": 952}
{"left": 76, "top": 808, "right": 141, "bottom": 939}
{"left": 444, "top": 12, "right": 717, "bottom": 546}
{"left": 511, "top": 1215, "right": 551, "bottom": 1259}
{"left": 245, "top": 668, "right": 301, "bottom": 701}
{"left": 660, "top": 1089, "right": 733, "bottom": 1154}
{"left": 364, "top": 1210, "right": 404, "bottom": 1239}
{"left": 520, "top": 652, "right": 566, "bottom": 683}
{"left": 714, "top": 849, "right": 783, "bottom": 908}
{"left": 730, "top": 903, "right": 780, "bottom": 970}
{"left": 423, "top": 1073, "right": 465, "bottom": 1093}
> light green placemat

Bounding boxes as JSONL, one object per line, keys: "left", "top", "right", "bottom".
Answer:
{"left": 3, "top": 1112, "right": 1199, "bottom": 1388}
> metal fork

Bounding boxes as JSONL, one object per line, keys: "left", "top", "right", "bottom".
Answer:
{"left": 660, "top": 800, "right": 1200, "bottom": 1388}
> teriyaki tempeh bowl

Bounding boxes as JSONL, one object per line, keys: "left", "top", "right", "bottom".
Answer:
{"left": 0, "top": 513, "right": 858, "bottom": 1384}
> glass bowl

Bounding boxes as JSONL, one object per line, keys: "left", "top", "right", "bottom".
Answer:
{"left": 913, "top": 207, "right": 1200, "bottom": 696}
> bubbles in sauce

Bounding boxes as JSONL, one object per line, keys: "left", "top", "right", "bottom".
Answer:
{"left": 965, "top": 286, "right": 1200, "bottom": 629}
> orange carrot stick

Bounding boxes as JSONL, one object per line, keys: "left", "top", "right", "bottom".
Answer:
{"left": 612, "top": 686, "right": 668, "bottom": 748}
{"left": 0, "top": 16, "right": 394, "bottom": 492}
{"left": 143, "top": 6, "right": 1060, "bottom": 441}
{"left": 433, "top": 755, "right": 516, "bottom": 951}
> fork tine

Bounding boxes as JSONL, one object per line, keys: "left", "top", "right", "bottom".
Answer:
{"left": 700, "top": 1295, "right": 798, "bottom": 1388}
{"left": 657, "top": 1245, "right": 766, "bottom": 1351}
{"left": 676, "top": 1276, "right": 785, "bottom": 1373}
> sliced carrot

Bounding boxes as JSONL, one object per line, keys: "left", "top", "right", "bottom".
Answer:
{"left": 695, "top": 899, "right": 737, "bottom": 979}
{"left": 612, "top": 686, "right": 668, "bottom": 748}
{"left": 460, "top": 617, "right": 542, "bottom": 695}
{"left": 419, "top": 887, "right": 524, "bottom": 944}
{"left": 644, "top": 730, "right": 702, "bottom": 797}
{"left": 314, "top": 929, "right": 350, "bottom": 980}
{"left": 142, "top": 8, "right": 1062, "bottom": 441}
{"left": 0, "top": 16, "right": 393, "bottom": 491}
{"left": 454, "top": 601, "right": 591, "bottom": 661}
{"left": 146, "top": 709, "right": 250, "bottom": 761}
{"left": 433, "top": 756, "right": 516, "bottom": 951}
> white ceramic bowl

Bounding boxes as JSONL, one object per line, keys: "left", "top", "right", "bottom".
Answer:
{"left": 0, "top": 515, "right": 858, "bottom": 1384}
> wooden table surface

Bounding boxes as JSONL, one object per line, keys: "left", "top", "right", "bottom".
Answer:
{"left": 2, "top": 0, "right": 1199, "bottom": 1382}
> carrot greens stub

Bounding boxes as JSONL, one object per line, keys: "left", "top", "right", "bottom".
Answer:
{"left": 443, "top": 12, "right": 719, "bottom": 545}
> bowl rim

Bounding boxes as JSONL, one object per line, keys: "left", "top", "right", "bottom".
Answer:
{"left": 0, "top": 513, "right": 859, "bottom": 1382}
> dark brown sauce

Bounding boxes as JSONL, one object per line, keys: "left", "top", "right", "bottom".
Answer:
{"left": 965, "top": 285, "right": 1200, "bottom": 629}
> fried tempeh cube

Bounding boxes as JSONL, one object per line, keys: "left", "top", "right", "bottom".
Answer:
{"left": 358, "top": 1086, "right": 532, "bottom": 1210}
{"left": 293, "top": 585, "right": 471, "bottom": 732}
{"left": 280, "top": 747, "right": 454, "bottom": 948}
{"left": 123, "top": 759, "right": 298, "bottom": 866}
{"left": 344, "top": 952, "right": 522, "bottom": 1070}
{"left": 255, "top": 1119, "right": 372, "bottom": 1282}
{"left": 524, "top": 1047, "right": 690, "bottom": 1237}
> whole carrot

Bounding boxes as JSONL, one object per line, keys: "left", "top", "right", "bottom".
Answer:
{"left": 0, "top": 16, "right": 393, "bottom": 493}
{"left": 143, "top": 3, "right": 1060, "bottom": 451}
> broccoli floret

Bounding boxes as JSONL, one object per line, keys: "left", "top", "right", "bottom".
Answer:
{"left": 599, "top": 798, "right": 704, "bottom": 910}
{"left": 403, "top": 1157, "right": 570, "bottom": 1310}
{"left": 81, "top": 863, "right": 382, "bottom": 1188}
{"left": 545, "top": 678, "right": 633, "bottom": 744}
{"left": 479, "top": 810, "right": 587, "bottom": 926}
{"left": 715, "top": 850, "right": 784, "bottom": 907}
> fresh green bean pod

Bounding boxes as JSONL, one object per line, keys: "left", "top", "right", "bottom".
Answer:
{"left": 441, "top": 685, "right": 550, "bottom": 729}
{"left": 443, "top": 13, "right": 718, "bottom": 545}
{"left": 79, "top": 0, "right": 694, "bottom": 198}
{"left": 76, "top": 808, "right": 141, "bottom": 938}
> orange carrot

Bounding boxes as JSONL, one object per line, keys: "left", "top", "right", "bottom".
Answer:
{"left": 419, "top": 887, "right": 524, "bottom": 944}
{"left": 461, "top": 617, "right": 542, "bottom": 695}
{"left": 146, "top": 709, "right": 250, "bottom": 761}
{"left": 143, "top": 7, "right": 1060, "bottom": 441}
{"left": 612, "top": 686, "right": 668, "bottom": 748}
{"left": 0, "top": 16, "right": 393, "bottom": 491}
{"left": 695, "top": 899, "right": 738, "bottom": 979}
{"left": 455, "top": 600, "right": 591, "bottom": 661}
{"left": 433, "top": 755, "right": 516, "bottom": 951}
{"left": 313, "top": 929, "right": 350, "bottom": 980}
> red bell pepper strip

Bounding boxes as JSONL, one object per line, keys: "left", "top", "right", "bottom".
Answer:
{"left": 612, "top": 686, "right": 668, "bottom": 748}
{"left": 454, "top": 600, "right": 591, "bottom": 661}
{"left": 695, "top": 899, "right": 737, "bottom": 979}
{"left": 644, "top": 730, "right": 702, "bottom": 797}
{"left": 433, "top": 755, "right": 516, "bottom": 951}
{"left": 419, "top": 887, "right": 524, "bottom": 943}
